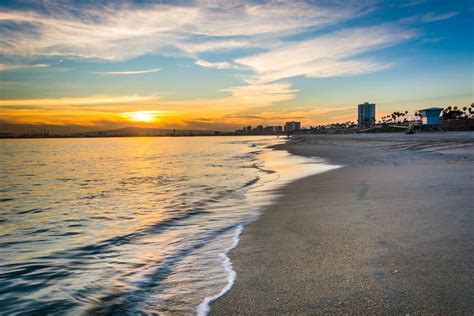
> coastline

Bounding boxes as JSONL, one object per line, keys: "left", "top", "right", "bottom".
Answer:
{"left": 199, "top": 142, "right": 341, "bottom": 314}
{"left": 211, "top": 132, "right": 474, "bottom": 314}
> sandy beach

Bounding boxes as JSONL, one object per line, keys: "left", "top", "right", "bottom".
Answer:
{"left": 212, "top": 132, "right": 474, "bottom": 314}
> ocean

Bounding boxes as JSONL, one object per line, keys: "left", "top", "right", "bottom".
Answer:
{"left": 0, "top": 136, "right": 338, "bottom": 315}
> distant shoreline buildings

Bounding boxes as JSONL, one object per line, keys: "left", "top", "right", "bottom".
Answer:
{"left": 234, "top": 121, "right": 302, "bottom": 135}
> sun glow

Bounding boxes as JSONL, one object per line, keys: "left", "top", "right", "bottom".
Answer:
{"left": 122, "top": 110, "right": 166, "bottom": 123}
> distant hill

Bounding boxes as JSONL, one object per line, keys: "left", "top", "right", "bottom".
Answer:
{"left": 71, "top": 127, "right": 220, "bottom": 137}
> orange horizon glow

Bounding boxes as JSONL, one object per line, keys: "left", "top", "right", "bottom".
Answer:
{"left": 121, "top": 111, "right": 169, "bottom": 123}
{"left": 1, "top": 94, "right": 471, "bottom": 133}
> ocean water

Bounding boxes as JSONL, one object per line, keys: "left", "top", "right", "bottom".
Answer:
{"left": 0, "top": 136, "right": 338, "bottom": 315}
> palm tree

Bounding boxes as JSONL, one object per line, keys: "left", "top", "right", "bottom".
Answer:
{"left": 395, "top": 111, "right": 402, "bottom": 123}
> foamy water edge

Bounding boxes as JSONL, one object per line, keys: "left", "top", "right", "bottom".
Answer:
{"left": 197, "top": 148, "right": 342, "bottom": 315}
{"left": 196, "top": 224, "right": 243, "bottom": 316}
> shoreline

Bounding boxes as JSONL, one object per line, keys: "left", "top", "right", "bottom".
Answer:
{"left": 211, "top": 132, "right": 474, "bottom": 314}
{"left": 199, "top": 143, "right": 341, "bottom": 315}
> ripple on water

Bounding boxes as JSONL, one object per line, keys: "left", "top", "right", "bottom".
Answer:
{"left": 0, "top": 136, "right": 339, "bottom": 315}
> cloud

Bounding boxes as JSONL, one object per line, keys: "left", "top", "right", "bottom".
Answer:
{"left": 420, "top": 12, "right": 459, "bottom": 23}
{"left": 0, "top": 95, "right": 158, "bottom": 107}
{"left": 195, "top": 59, "right": 237, "bottom": 69}
{"left": 0, "top": 84, "right": 293, "bottom": 113}
{"left": 0, "top": 1, "right": 364, "bottom": 60}
{"left": 0, "top": 63, "right": 49, "bottom": 71}
{"left": 221, "top": 104, "right": 357, "bottom": 127}
{"left": 178, "top": 40, "right": 251, "bottom": 55}
{"left": 307, "top": 60, "right": 394, "bottom": 78}
{"left": 0, "top": 95, "right": 165, "bottom": 127}
{"left": 92, "top": 68, "right": 161, "bottom": 75}
{"left": 189, "top": 1, "right": 360, "bottom": 37}
{"left": 222, "top": 82, "right": 298, "bottom": 106}
{"left": 0, "top": 81, "right": 297, "bottom": 128}
{"left": 235, "top": 26, "right": 415, "bottom": 83}
{"left": 392, "top": 0, "right": 426, "bottom": 8}
{"left": 401, "top": 11, "right": 459, "bottom": 24}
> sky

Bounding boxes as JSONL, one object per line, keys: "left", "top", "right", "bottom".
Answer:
{"left": 0, "top": 0, "right": 473, "bottom": 133}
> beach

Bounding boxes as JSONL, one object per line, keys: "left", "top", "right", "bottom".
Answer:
{"left": 211, "top": 132, "right": 474, "bottom": 314}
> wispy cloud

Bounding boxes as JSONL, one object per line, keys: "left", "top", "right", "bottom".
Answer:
{"left": 0, "top": 1, "right": 365, "bottom": 60}
{"left": 0, "top": 95, "right": 158, "bottom": 107}
{"left": 222, "top": 104, "right": 357, "bottom": 126}
{"left": 0, "top": 63, "right": 49, "bottom": 71}
{"left": 401, "top": 11, "right": 459, "bottom": 24}
{"left": 195, "top": 60, "right": 237, "bottom": 70}
{"left": 178, "top": 40, "right": 251, "bottom": 55}
{"left": 420, "top": 12, "right": 459, "bottom": 23}
{"left": 235, "top": 26, "right": 415, "bottom": 83}
{"left": 92, "top": 68, "right": 161, "bottom": 75}
{"left": 222, "top": 82, "right": 298, "bottom": 107}
{"left": 393, "top": 0, "right": 426, "bottom": 8}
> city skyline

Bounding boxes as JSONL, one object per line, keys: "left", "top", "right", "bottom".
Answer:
{"left": 0, "top": 0, "right": 472, "bottom": 133}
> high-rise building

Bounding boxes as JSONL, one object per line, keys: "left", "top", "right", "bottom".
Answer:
{"left": 358, "top": 102, "right": 376, "bottom": 128}
{"left": 284, "top": 121, "right": 301, "bottom": 132}
{"left": 263, "top": 126, "right": 274, "bottom": 134}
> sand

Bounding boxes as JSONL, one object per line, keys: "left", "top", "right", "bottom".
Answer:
{"left": 211, "top": 132, "right": 474, "bottom": 315}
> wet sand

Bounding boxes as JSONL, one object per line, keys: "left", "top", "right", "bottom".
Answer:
{"left": 211, "top": 132, "right": 474, "bottom": 314}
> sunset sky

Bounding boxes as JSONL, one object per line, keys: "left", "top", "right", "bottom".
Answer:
{"left": 0, "top": 0, "right": 472, "bottom": 133}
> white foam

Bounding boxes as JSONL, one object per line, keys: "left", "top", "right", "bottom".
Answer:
{"left": 197, "top": 224, "right": 243, "bottom": 316}
{"left": 196, "top": 148, "right": 342, "bottom": 315}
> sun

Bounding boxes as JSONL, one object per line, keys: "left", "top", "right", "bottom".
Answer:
{"left": 131, "top": 111, "right": 155, "bottom": 122}
{"left": 122, "top": 110, "right": 164, "bottom": 123}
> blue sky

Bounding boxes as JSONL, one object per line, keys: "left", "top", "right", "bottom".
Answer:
{"left": 0, "top": 0, "right": 472, "bottom": 132}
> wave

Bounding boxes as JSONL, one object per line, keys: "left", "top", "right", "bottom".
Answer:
{"left": 83, "top": 222, "right": 246, "bottom": 315}
{"left": 196, "top": 148, "right": 342, "bottom": 315}
{"left": 197, "top": 224, "right": 243, "bottom": 316}
{"left": 0, "top": 136, "right": 341, "bottom": 315}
